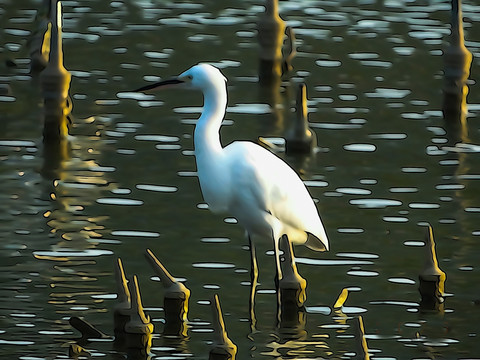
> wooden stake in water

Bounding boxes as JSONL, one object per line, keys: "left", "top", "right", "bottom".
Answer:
{"left": 29, "top": 0, "right": 51, "bottom": 72}
{"left": 123, "top": 275, "right": 153, "bottom": 355}
{"left": 257, "top": 0, "right": 286, "bottom": 83}
{"left": 285, "top": 83, "right": 317, "bottom": 154}
{"left": 125, "top": 275, "right": 153, "bottom": 335}
{"left": 113, "top": 258, "right": 131, "bottom": 341}
{"left": 442, "top": 0, "right": 472, "bottom": 127}
{"left": 282, "top": 26, "right": 296, "bottom": 74}
{"left": 145, "top": 248, "right": 190, "bottom": 337}
{"left": 209, "top": 294, "right": 237, "bottom": 360}
{"left": 333, "top": 288, "right": 349, "bottom": 310}
{"left": 40, "top": 0, "right": 72, "bottom": 142}
{"left": 418, "top": 225, "right": 446, "bottom": 312}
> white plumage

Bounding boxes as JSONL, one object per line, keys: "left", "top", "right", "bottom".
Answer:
{"left": 136, "top": 63, "right": 329, "bottom": 280}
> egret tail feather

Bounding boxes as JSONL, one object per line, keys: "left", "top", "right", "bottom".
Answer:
{"left": 305, "top": 232, "right": 329, "bottom": 252}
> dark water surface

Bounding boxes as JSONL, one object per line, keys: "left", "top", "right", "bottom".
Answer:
{"left": 1, "top": 0, "right": 480, "bottom": 358}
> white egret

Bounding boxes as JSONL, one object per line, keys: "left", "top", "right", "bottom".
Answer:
{"left": 134, "top": 63, "right": 329, "bottom": 282}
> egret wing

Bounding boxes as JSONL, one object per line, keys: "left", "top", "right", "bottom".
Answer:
{"left": 224, "top": 141, "right": 328, "bottom": 250}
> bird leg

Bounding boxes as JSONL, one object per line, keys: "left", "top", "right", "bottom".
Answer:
{"left": 274, "top": 235, "right": 283, "bottom": 289}
{"left": 248, "top": 235, "right": 258, "bottom": 332}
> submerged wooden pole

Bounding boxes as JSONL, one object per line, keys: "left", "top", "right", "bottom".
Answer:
{"left": 418, "top": 225, "right": 446, "bottom": 312}
{"left": 285, "top": 83, "right": 317, "bottom": 154}
{"left": 29, "top": 0, "right": 51, "bottom": 72}
{"left": 145, "top": 248, "right": 190, "bottom": 337}
{"left": 40, "top": 0, "right": 72, "bottom": 142}
{"left": 278, "top": 235, "right": 307, "bottom": 308}
{"left": 69, "top": 316, "right": 109, "bottom": 345}
{"left": 333, "top": 288, "right": 349, "bottom": 310}
{"left": 209, "top": 294, "right": 237, "bottom": 360}
{"left": 277, "top": 236, "right": 307, "bottom": 335}
{"left": 257, "top": 0, "right": 285, "bottom": 84}
{"left": 282, "top": 26, "right": 296, "bottom": 74}
{"left": 113, "top": 258, "right": 131, "bottom": 342}
{"left": 442, "top": 0, "right": 472, "bottom": 128}
{"left": 124, "top": 275, "right": 154, "bottom": 354}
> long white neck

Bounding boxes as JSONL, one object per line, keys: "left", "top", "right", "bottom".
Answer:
{"left": 194, "top": 81, "right": 227, "bottom": 155}
{"left": 193, "top": 78, "right": 229, "bottom": 213}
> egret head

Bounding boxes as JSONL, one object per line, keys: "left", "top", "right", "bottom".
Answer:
{"left": 133, "top": 63, "right": 226, "bottom": 93}
{"left": 178, "top": 64, "right": 227, "bottom": 90}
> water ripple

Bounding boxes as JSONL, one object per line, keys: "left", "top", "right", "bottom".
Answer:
{"left": 336, "top": 187, "right": 372, "bottom": 195}
{"left": 408, "top": 202, "right": 440, "bottom": 209}
{"left": 96, "top": 198, "right": 143, "bottom": 205}
{"left": 349, "top": 198, "right": 402, "bottom": 208}
{"left": 135, "top": 134, "right": 179, "bottom": 142}
{"left": 347, "top": 270, "right": 379, "bottom": 277}
{"left": 111, "top": 230, "right": 160, "bottom": 237}
{"left": 343, "top": 143, "right": 376, "bottom": 152}
{"left": 365, "top": 88, "right": 411, "bottom": 99}
{"left": 192, "top": 262, "right": 235, "bottom": 269}
{"left": 296, "top": 258, "right": 374, "bottom": 266}
{"left": 383, "top": 216, "right": 409, "bottom": 223}
{"left": 388, "top": 277, "right": 416, "bottom": 285}
{"left": 136, "top": 184, "right": 178, "bottom": 192}
{"left": 337, "top": 252, "right": 379, "bottom": 259}
{"left": 33, "top": 249, "right": 113, "bottom": 259}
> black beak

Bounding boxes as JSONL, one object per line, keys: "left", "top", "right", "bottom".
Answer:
{"left": 133, "top": 78, "right": 184, "bottom": 92}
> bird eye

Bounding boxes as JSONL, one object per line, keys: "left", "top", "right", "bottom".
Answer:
{"left": 186, "top": 75, "right": 193, "bottom": 80}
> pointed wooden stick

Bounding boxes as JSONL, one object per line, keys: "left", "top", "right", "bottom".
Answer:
{"left": 125, "top": 275, "right": 153, "bottom": 335}
{"left": 209, "top": 294, "right": 237, "bottom": 360}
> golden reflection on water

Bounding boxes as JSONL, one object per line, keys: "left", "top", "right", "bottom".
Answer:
{"left": 30, "top": 4, "right": 118, "bottom": 345}
{"left": 2, "top": 0, "right": 480, "bottom": 358}
{"left": 40, "top": 2, "right": 71, "bottom": 143}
